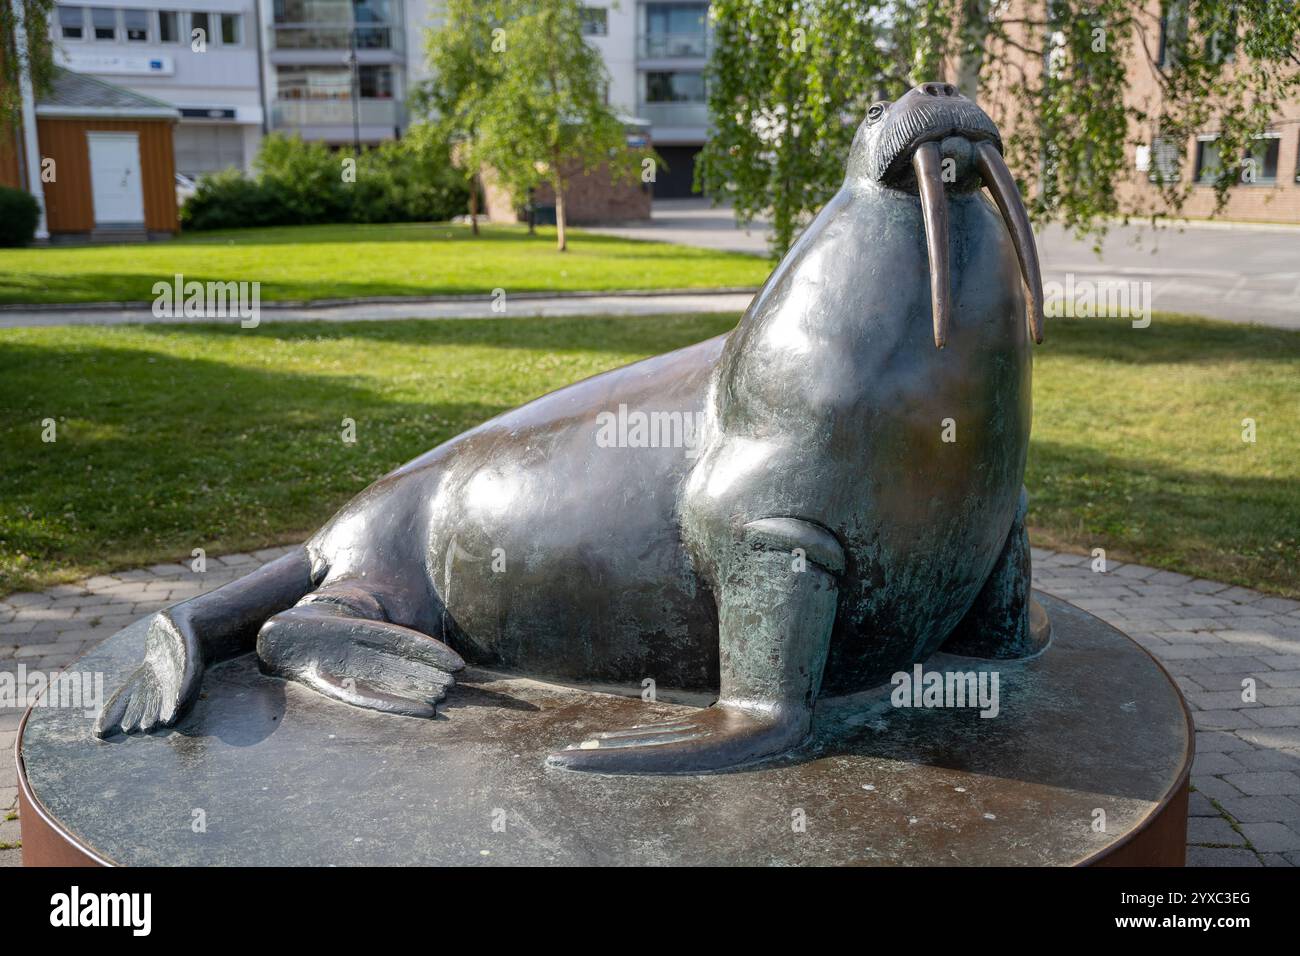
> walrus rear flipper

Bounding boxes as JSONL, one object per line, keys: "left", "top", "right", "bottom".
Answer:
{"left": 95, "top": 546, "right": 315, "bottom": 737}
{"left": 941, "top": 488, "right": 1051, "bottom": 660}
{"left": 256, "top": 583, "right": 465, "bottom": 718}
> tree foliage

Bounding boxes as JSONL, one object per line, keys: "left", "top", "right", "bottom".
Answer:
{"left": 701, "top": 0, "right": 1300, "bottom": 257}
{"left": 2, "top": 0, "right": 56, "bottom": 134}
{"left": 698, "top": 0, "right": 901, "bottom": 256}
{"left": 424, "top": 0, "right": 640, "bottom": 251}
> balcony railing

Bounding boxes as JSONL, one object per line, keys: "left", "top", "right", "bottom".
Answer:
{"left": 636, "top": 101, "right": 708, "bottom": 129}
{"left": 639, "top": 31, "right": 708, "bottom": 59}
{"left": 271, "top": 23, "right": 401, "bottom": 51}
{"left": 270, "top": 98, "right": 402, "bottom": 129}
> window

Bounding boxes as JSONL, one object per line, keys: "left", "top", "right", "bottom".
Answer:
{"left": 159, "top": 10, "right": 179, "bottom": 42}
{"left": 174, "top": 125, "right": 246, "bottom": 178}
{"left": 1158, "top": 0, "right": 1188, "bottom": 69}
{"left": 220, "top": 13, "right": 241, "bottom": 45}
{"left": 124, "top": 9, "right": 149, "bottom": 41}
{"left": 1206, "top": 6, "right": 1237, "bottom": 64}
{"left": 58, "top": 6, "right": 85, "bottom": 39}
{"left": 645, "top": 71, "right": 705, "bottom": 103}
{"left": 1146, "top": 137, "right": 1180, "bottom": 185}
{"left": 191, "top": 12, "right": 210, "bottom": 43}
{"left": 644, "top": 3, "right": 708, "bottom": 56}
{"left": 358, "top": 65, "right": 394, "bottom": 99}
{"left": 581, "top": 7, "right": 608, "bottom": 36}
{"left": 1245, "top": 136, "right": 1280, "bottom": 184}
{"left": 1197, "top": 135, "right": 1281, "bottom": 185}
{"left": 276, "top": 65, "right": 352, "bottom": 100}
{"left": 91, "top": 7, "right": 117, "bottom": 40}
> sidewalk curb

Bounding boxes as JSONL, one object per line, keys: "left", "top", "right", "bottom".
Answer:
{"left": 0, "top": 286, "right": 762, "bottom": 314}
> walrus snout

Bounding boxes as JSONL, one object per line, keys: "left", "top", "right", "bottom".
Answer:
{"left": 857, "top": 83, "right": 1044, "bottom": 350}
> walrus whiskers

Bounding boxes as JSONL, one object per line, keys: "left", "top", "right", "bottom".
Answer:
{"left": 975, "top": 141, "right": 1046, "bottom": 344}
{"left": 912, "top": 142, "right": 951, "bottom": 349}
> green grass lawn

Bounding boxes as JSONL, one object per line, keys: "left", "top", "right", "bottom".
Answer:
{"left": 0, "top": 222, "right": 769, "bottom": 305}
{"left": 1, "top": 312, "right": 1296, "bottom": 598}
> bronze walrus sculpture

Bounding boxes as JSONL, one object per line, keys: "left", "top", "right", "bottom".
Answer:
{"left": 96, "top": 83, "right": 1050, "bottom": 774}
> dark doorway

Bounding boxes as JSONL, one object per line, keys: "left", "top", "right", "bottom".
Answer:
{"left": 653, "top": 145, "right": 702, "bottom": 199}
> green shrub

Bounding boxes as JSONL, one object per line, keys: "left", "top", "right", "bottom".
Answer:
{"left": 0, "top": 186, "right": 39, "bottom": 247}
{"left": 180, "top": 130, "right": 469, "bottom": 231}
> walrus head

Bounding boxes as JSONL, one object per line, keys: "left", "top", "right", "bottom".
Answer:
{"left": 848, "top": 82, "right": 1045, "bottom": 349}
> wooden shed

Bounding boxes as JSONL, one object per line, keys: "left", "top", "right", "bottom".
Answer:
{"left": 2, "top": 69, "right": 180, "bottom": 241}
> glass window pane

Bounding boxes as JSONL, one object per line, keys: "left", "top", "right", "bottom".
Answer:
{"left": 1195, "top": 140, "right": 1220, "bottom": 183}
{"left": 645, "top": 71, "right": 704, "bottom": 103}
{"left": 191, "top": 12, "right": 210, "bottom": 41}
{"left": 59, "top": 6, "right": 85, "bottom": 38}
{"left": 221, "top": 13, "right": 241, "bottom": 44}
{"left": 91, "top": 7, "right": 117, "bottom": 40}
{"left": 581, "top": 7, "right": 607, "bottom": 36}
{"left": 159, "top": 11, "right": 178, "bottom": 42}
{"left": 124, "top": 9, "right": 148, "bottom": 41}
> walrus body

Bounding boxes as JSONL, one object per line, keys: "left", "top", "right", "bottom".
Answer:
{"left": 98, "top": 84, "right": 1049, "bottom": 774}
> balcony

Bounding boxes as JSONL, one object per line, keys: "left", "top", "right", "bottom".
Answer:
{"left": 636, "top": 101, "right": 708, "bottom": 135}
{"left": 270, "top": 23, "right": 403, "bottom": 52}
{"left": 270, "top": 98, "right": 403, "bottom": 129}
{"left": 639, "top": 31, "right": 708, "bottom": 59}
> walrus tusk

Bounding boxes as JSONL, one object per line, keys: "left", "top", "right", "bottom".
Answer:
{"left": 974, "top": 141, "right": 1045, "bottom": 344}
{"left": 911, "top": 142, "right": 951, "bottom": 349}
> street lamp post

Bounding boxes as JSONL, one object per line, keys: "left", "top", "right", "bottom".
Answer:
{"left": 348, "top": 24, "right": 361, "bottom": 154}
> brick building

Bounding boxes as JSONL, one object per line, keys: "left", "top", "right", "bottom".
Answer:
{"left": 978, "top": 2, "right": 1300, "bottom": 224}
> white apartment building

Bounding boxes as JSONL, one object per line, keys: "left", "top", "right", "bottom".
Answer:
{"left": 412, "top": 1, "right": 711, "bottom": 198}
{"left": 47, "top": 0, "right": 711, "bottom": 197}
{"left": 585, "top": 0, "right": 709, "bottom": 198}
{"left": 260, "top": 0, "right": 420, "bottom": 145}
{"left": 49, "top": 1, "right": 264, "bottom": 177}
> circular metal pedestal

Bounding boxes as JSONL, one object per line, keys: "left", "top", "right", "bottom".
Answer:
{"left": 18, "top": 593, "right": 1190, "bottom": 866}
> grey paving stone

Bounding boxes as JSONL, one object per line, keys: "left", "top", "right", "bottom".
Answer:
{"left": 1196, "top": 731, "right": 1255, "bottom": 753}
{"left": 1246, "top": 706, "right": 1300, "bottom": 728}
{"left": 1222, "top": 771, "right": 1300, "bottom": 796}
{"left": 1218, "top": 794, "right": 1300, "bottom": 824}
{"left": 1239, "top": 821, "right": 1300, "bottom": 852}
{"left": 1231, "top": 750, "right": 1300, "bottom": 773}
{"left": 1186, "top": 672, "right": 1261, "bottom": 691}
{"left": 1188, "top": 791, "right": 1220, "bottom": 817}
{"left": 1192, "top": 710, "right": 1261, "bottom": 731}
{"left": 1111, "top": 563, "right": 1159, "bottom": 580}
{"left": 1192, "top": 777, "right": 1246, "bottom": 802}
{"left": 1193, "top": 752, "right": 1246, "bottom": 775}
{"left": 1260, "top": 853, "right": 1294, "bottom": 866}
{"left": 1186, "top": 846, "right": 1261, "bottom": 867}
{"left": 1239, "top": 727, "right": 1300, "bottom": 750}
{"left": 1187, "top": 816, "right": 1246, "bottom": 846}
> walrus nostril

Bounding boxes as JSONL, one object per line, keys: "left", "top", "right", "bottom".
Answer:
{"left": 920, "top": 82, "right": 956, "bottom": 97}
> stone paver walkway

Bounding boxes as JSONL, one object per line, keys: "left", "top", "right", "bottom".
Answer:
{"left": 3, "top": 545, "right": 1299, "bottom": 866}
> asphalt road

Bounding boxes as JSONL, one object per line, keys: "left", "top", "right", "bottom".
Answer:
{"left": 589, "top": 199, "right": 1300, "bottom": 330}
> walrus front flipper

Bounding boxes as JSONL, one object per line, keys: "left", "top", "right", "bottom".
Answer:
{"left": 548, "top": 517, "right": 842, "bottom": 775}
{"left": 941, "top": 488, "right": 1050, "bottom": 659}
{"left": 256, "top": 584, "right": 465, "bottom": 718}
{"left": 95, "top": 547, "right": 314, "bottom": 738}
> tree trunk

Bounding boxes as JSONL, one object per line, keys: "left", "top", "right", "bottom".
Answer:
{"left": 554, "top": 178, "right": 567, "bottom": 252}
{"left": 469, "top": 175, "right": 479, "bottom": 236}
{"left": 956, "top": 0, "right": 992, "bottom": 99}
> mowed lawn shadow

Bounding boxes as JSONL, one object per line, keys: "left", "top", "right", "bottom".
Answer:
{"left": 0, "top": 340, "right": 512, "bottom": 592}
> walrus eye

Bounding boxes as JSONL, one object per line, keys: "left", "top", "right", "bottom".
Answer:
{"left": 867, "top": 102, "right": 888, "bottom": 124}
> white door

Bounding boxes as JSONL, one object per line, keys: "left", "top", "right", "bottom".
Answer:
{"left": 87, "top": 132, "right": 145, "bottom": 225}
